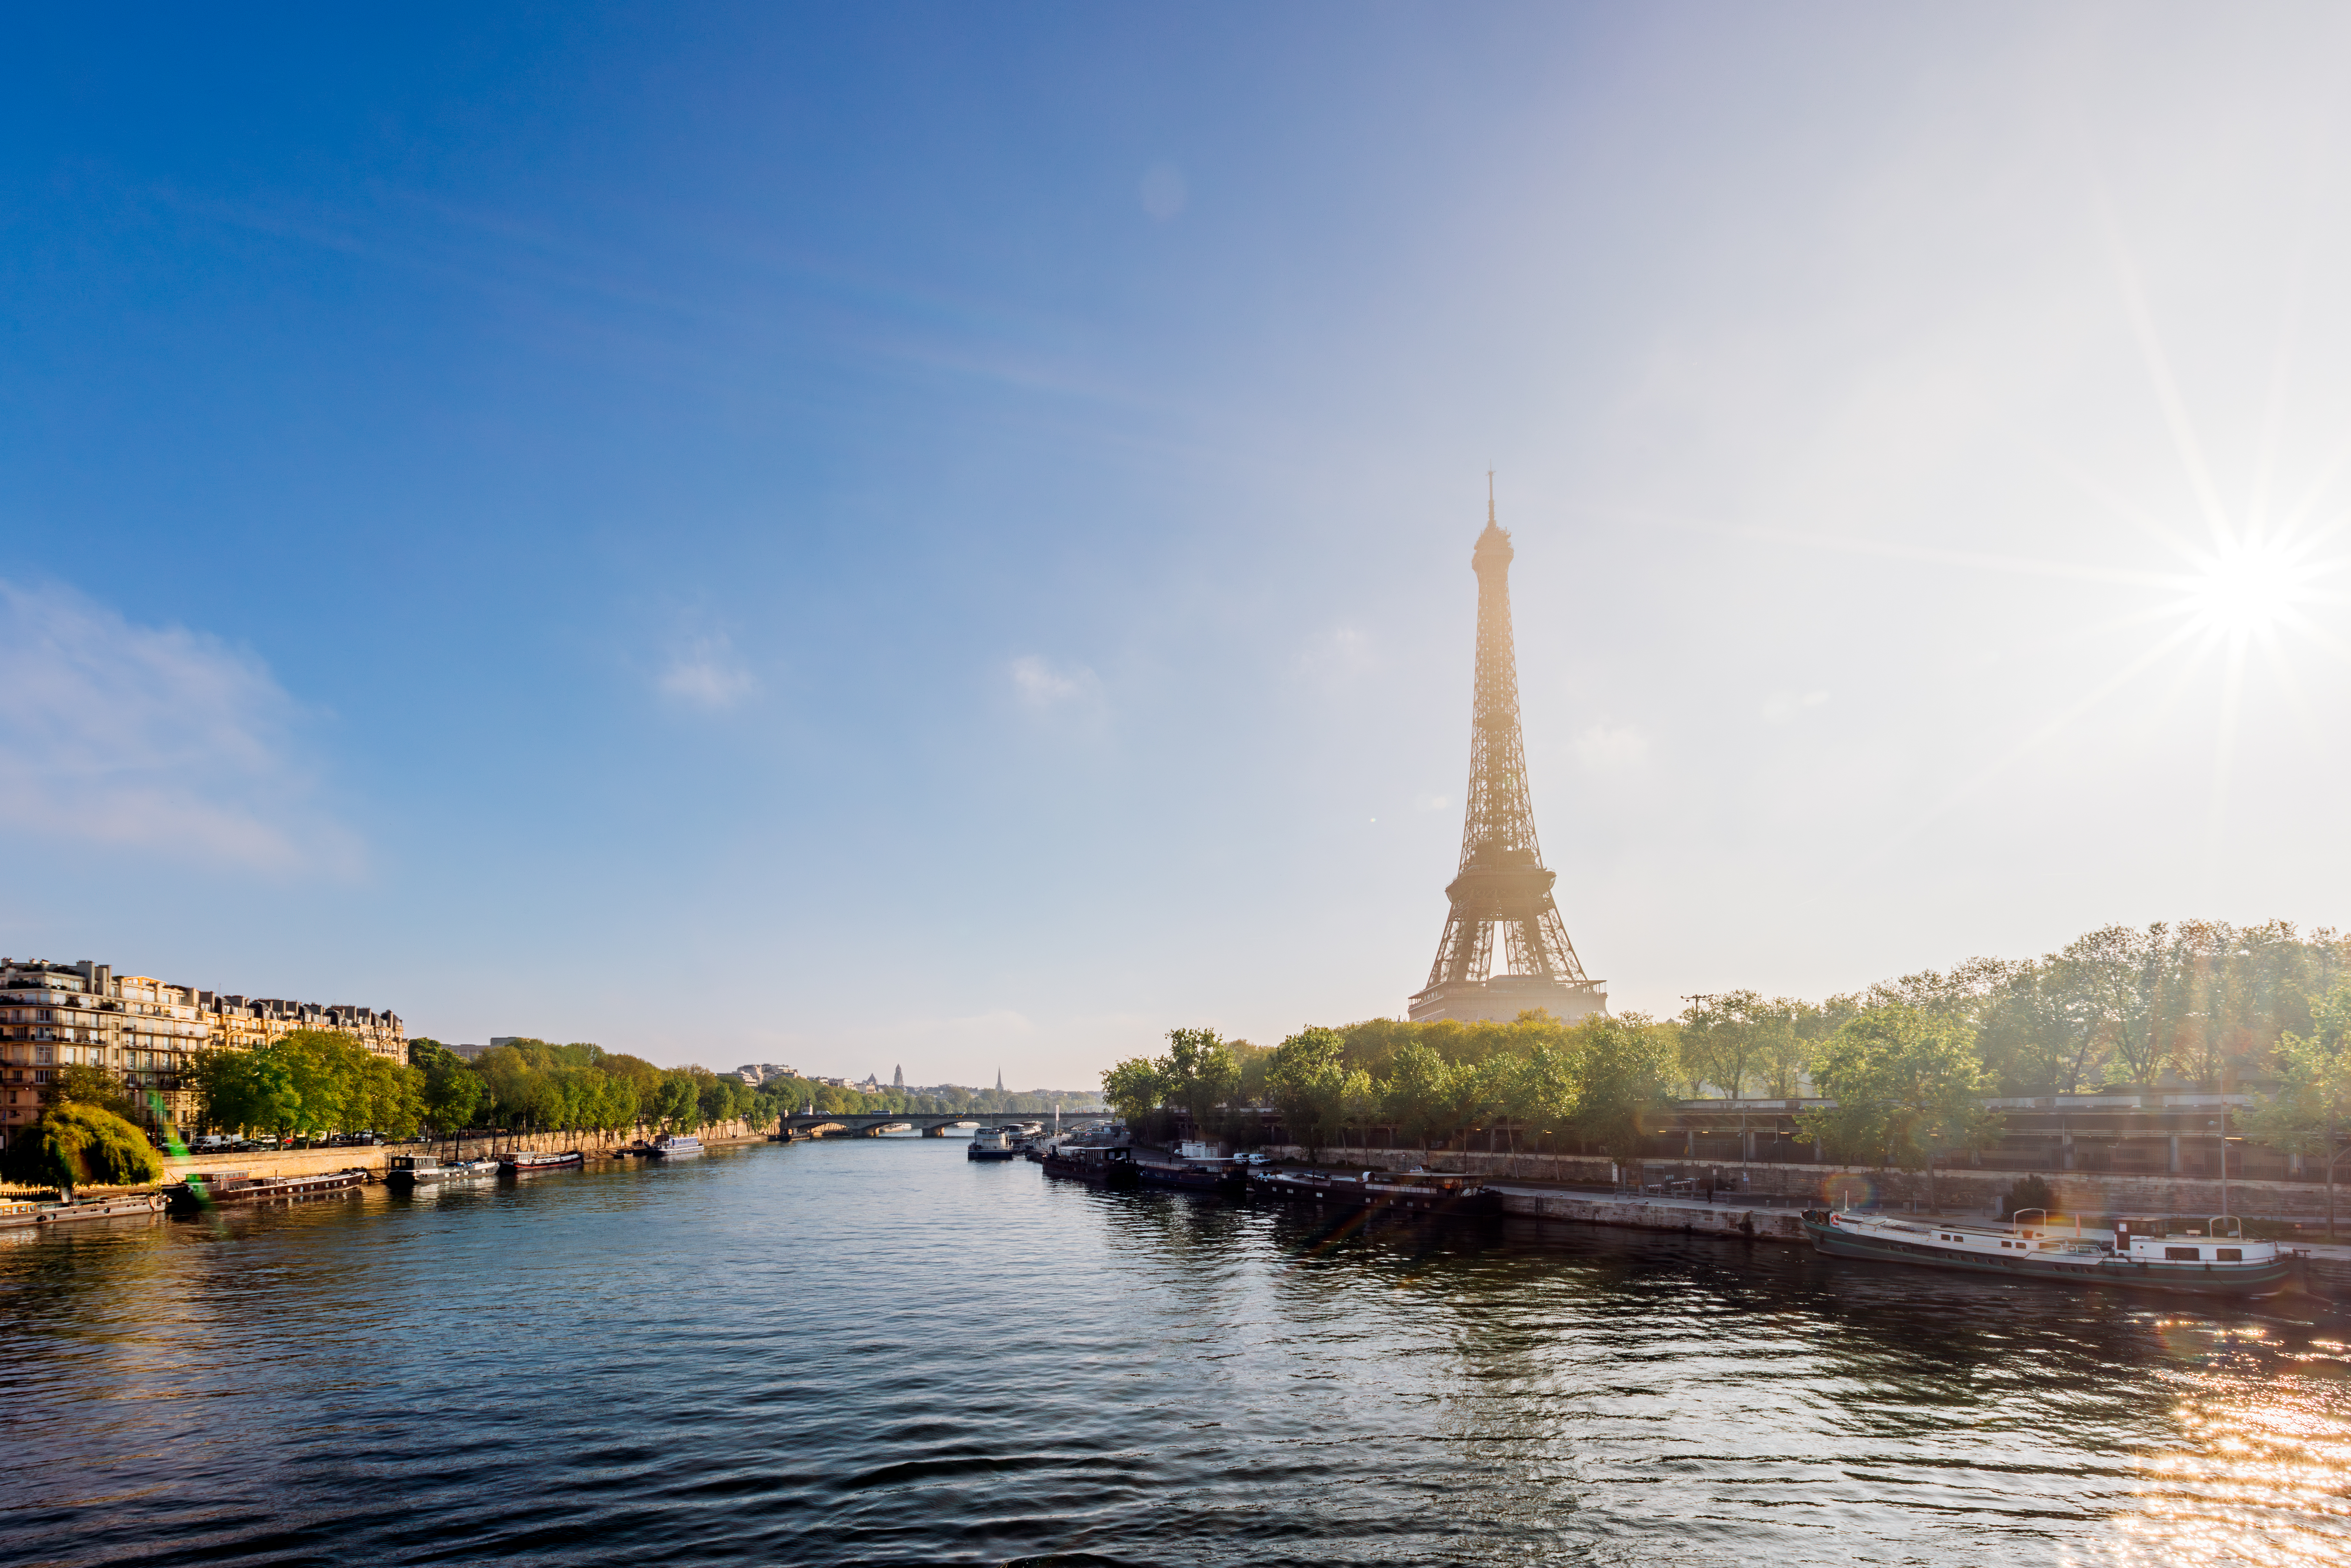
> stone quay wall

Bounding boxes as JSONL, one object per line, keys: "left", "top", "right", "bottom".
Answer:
{"left": 1495, "top": 1188, "right": 1813, "bottom": 1243}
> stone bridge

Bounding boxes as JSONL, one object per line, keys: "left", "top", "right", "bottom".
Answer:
{"left": 777, "top": 1113, "right": 1113, "bottom": 1140}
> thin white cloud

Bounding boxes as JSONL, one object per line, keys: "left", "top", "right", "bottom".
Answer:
{"left": 0, "top": 579, "right": 360, "bottom": 876}
{"left": 1011, "top": 654, "right": 1099, "bottom": 709}
{"left": 659, "top": 635, "right": 759, "bottom": 711}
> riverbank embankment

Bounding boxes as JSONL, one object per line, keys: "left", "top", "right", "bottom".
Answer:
{"left": 1, "top": 1122, "right": 774, "bottom": 1196}
{"left": 1267, "top": 1145, "right": 2351, "bottom": 1225}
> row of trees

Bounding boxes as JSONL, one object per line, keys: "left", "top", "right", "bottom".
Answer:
{"left": 1805, "top": 920, "right": 2348, "bottom": 1097}
{"left": 180, "top": 1033, "right": 772, "bottom": 1143}
{"left": 1105, "top": 971, "right": 2351, "bottom": 1208}
{"left": 1104, "top": 1013, "right": 1684, "bottom": 1167}
{"left": 191, "top": 1034, "right": 1102, "bottom": 1143}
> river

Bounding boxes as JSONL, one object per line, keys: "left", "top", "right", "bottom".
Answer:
{"left": 3, "top": 1137, "right": 2347, "bottom": 1565}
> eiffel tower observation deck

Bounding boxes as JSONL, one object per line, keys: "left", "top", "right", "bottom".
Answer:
{"left": 1408, "top": 481, "right": 1607, "bottom": 1026}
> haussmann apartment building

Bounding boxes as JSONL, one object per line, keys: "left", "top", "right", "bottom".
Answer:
{"left": 0, "top": 956, "right": 404, "bottom": 1148}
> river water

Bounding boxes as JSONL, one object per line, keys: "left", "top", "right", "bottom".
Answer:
{"left": 3, "top": 1139, "right": 2348, "bottom": 1566}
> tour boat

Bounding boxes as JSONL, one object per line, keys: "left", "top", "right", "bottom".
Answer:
{"left": 499, "top": 1149, "right": 585, "bottom": 1174}
{"left": 1801, "top": 1209, "right": 2296, "bottom": 1298}
{"left": 967, "top": 1127, "right": 1021, "bottom": 1161}
{"left": 1246, "top": 1167, "right": 1502, "bottom": 1218}
{"left": 650, "top": 1134, "right": 703, "bottom": 1158}
{"left": 1040, "top": 1143, "right": 1141, "bottom": 1189}
{"left": 164, "top": 1169, "right": 369, "bottom": 1212}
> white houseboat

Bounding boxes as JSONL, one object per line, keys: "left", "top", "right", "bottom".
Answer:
{"left": 1803, "top": 1208, "right": 2294, "bottom": 1298}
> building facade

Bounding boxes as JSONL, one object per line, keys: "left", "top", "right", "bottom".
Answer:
{"left": 0, "top": 956, "right": 405, "bottom": 1146}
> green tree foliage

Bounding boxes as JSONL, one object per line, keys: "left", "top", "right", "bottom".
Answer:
{"left": 1101, "top": 1057, "right": 1164, "bottom": 1128}
{"left": 2247, "top": 981, "right": 2351, "bottom": 1232}
{"left": 41, "top": 1063, "right": 140, "bottom": 1120}
{"left": 1799, "top": 1004, "right": 2000, "bottom": 1205}
{"left": 1565, "top": 1014, "right": 1680, "bottom": 1163}
{"left": 191, "top": 1030, "right": 423, "bottom": 1140}
{"left": 1160, "top": 1027, "right": 1238, "bottom": 1140}
{"left": 1857, "top": 921, "right": 2346, "bottom": 1095}
{"left": 653, "top": 1071, "right": 701, "bottom": 1132}
{"left": 1, "top": 1101, "right": 164, "bottom": 1197}
{"left": 409, "top": 1039, "right": 486, "bottom": 1132}
{"left": 1267, "top": 1027, "right": 1347, "bottom": 1159}
{"left": 1381, "top": 1042, "right": 1461, "bottom": 1152}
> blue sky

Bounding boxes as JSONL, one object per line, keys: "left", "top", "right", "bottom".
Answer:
{"left": 5, "top": 6, "right": 2348, "bottom": 1086}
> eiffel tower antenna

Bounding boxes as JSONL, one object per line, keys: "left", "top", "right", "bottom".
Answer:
{"left": 1409, "top": 476, "right": 1606, "bottom": 1025}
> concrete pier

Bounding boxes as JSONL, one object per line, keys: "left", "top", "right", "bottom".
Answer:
{"left": 1490, "top": 1184, "right": 1811, "bottom": 1242}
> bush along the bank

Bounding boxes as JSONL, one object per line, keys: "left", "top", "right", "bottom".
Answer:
{"left": 2000, "top": 1175, "right": 2056, "bottom": 1221}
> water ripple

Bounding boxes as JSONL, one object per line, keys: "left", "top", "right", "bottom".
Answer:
{"left": 3, "top": 1142, "right": 2348, "bottom": 1564}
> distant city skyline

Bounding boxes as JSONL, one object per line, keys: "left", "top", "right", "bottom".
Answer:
{"left": 3, "top": 8, "right": 2347, "bottom": 1085}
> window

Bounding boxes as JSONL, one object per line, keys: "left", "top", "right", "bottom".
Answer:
{"left": 2217, "top": 1248, "right": 2242, "bottom": 1262}
{"left": 2165, "top": 1246, "right": 2201, "bottom": 1261}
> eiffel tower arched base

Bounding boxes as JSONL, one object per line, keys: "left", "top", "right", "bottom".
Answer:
{"left": 1408, "top": 974, "right": 1608, "bottom": 1026}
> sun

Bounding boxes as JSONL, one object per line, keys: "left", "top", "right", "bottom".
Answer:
{"left": 2177, "top": 536, "right": 2316, "bottom": 640}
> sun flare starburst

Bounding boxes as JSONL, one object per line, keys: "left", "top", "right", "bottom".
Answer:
{"left": 2175, "top": 536, "right": 2324, "bottom": 641}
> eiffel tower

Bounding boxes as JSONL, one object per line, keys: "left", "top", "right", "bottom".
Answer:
{"left": 1408, "top": 479, "right": 1606, "bottom": 1025}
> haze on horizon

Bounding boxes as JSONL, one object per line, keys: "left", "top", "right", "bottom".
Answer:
{"left": 2, "top": 6, "right": 2345, "bottom": 1087}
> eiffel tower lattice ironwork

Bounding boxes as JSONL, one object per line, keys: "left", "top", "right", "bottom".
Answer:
{"left": 1408, "top": 479, "right": 1606, "bottom": 1025}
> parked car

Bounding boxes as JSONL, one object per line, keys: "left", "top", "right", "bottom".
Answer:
{"left": 191, "top": 1134, "right": 236, "bottom": 1154}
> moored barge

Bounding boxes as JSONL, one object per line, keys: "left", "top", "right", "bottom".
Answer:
{"left": 1134, "top": 1158, "right": 1247, "bottom": 1195}
{"left": 1802, "top": 1208, "right": 2296, "bottom": 1298}
{"left": 1247, "top": 1167, "right": 1501, "bottom": 1218}
{"left": 2, "top": 1193, "right": 166, "bottom": 1227}
{"left": 385, "top": 1155, "right": 499, "bottom": 1187}
{"left": 164, "top": 1168, "right": 369, "bottom": 1213}
{"left": 1040, "top": 1144, "right": 1141, "bottom": 1190}
{"left": 499, "top": 1149, "right": 585, "bottom": 1174}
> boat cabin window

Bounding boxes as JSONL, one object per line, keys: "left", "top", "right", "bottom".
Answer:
{"left": 2165, "top": 1246, "right": 2200, "bottom": 1261}
{"left": 2216, "top": 1248, "right": 2242, "bottom": 1262}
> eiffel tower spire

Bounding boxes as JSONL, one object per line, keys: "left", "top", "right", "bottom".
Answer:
{"left": 1409, "top": 479, "right": 1606, "bottom": 1025}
